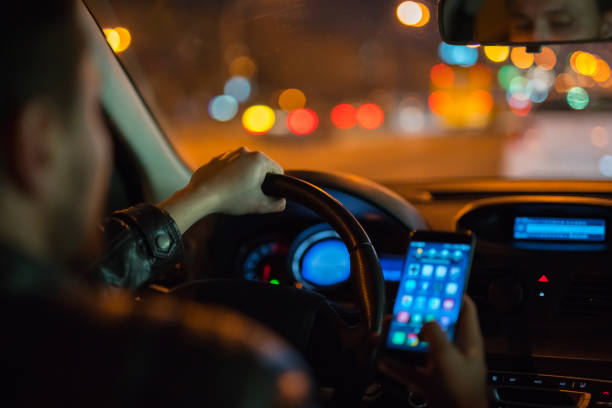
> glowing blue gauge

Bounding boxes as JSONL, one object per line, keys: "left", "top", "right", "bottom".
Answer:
{"left": 301, "top": 239, "right": 350, "bottom": 286}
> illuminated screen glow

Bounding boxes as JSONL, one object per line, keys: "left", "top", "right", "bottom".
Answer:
{"left": 514, "top": 217, "right": 606, "bottom": 242}
{"left": 300, "top": 239, "right": 404, "bottom": 286}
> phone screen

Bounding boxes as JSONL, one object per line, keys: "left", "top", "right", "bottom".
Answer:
{"left": 386, "top": 237, "right": 473, "bottom": 353}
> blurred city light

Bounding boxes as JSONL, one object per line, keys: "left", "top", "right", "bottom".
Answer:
{"left": 103, "top": 29, "right": 120, "bottom": 52}
{"left": 484, "top": 46, "right": 509, "bottom": 63}
{"left": 526, "top": 78, "right": 549, "bottom": 103}
{"left": 331, "top": 104, "right": 357, "bottom": 130}
{"left": 430, "top": 64, "right": 454, "bottom": 88}
{"left": 287, "top": 108, "right": 319, "bottom": 135}
{"left": 396, "top": 106, "right": 425, "bottom": 133}
{"left": 397, "top": 1, "right": 430, "bottom": 27}
{"left": 224, "top": 76, "right": 251, "bottom": 103}
{"left": 554, "top": 73, "right": 576, "bottom": 93}
{"left": 510, "top": 100, "right": 532, "bottom": 116}
{"left": 438, "top": 43, "right": 478, "bottom": 67}
{"left": 278, "top": 89, "right": 307, "bottom": 112}
{"left": 566, "top": 87, "right": 589, "bottom": 110}
{"left": 103, "top": 27, "right": 131, "bottom": 53}
{"left": 575, "top": 52, "right": 598, "bottom": 76}
{"left": 229, "top": 56, "right": 257, "bottom": 78}
{"left": 114, "top": 27, "right": 132, "bottom": 52}
{"left": 598, "top": 155, "right": 612, "bottom": 177}
{"left": 356, "top": 103, "right": 384, "bottom": 129}
{"left": 570, "top": 51, "right": 582, "bottom": 72}
{"left": 428, "top": 91, "right": 451, "bottom": 115}
{"left": 469, "top": 90, "right": 493, "bottom": 114}
{"left": 591, "top": 126, "right": 609, "bottom": 148}
{"left": 242, "top": 105, "right": 275, "bottom": 134}
{"left": 209, "top": 95, "right": 239, "bottom": 122}
{"left": 510, "top": 47, "right": 534, "bottom": 69}
{"left": 593, "top": 59, "right": 611, "bottom": 82}
{"left": 497, "top": 65, "right": 520, "bottom": 90}
{"left": 534, "top": 47, "right": 556, "bottom": 70}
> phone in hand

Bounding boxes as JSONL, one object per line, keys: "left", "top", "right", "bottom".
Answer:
{"left": 385, "top": 230, "right": 476, "bottom": 363}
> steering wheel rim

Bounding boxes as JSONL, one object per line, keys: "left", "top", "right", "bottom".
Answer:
{"left": 262, "top": 173, "right": 386, "bottom": 337}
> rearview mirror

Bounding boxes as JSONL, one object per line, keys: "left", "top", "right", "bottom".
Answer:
{"left": 439, "top": 0, "right": 612, "bottom": 46}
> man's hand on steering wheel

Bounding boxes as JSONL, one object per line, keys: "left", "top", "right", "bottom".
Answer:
{"left": 159, "top": 147, "right": 286, "bottom": 233}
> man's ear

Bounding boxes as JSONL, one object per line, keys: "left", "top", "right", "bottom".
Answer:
{"left": 601, "top": 10, "right": 612, "bottom": 39}
{"left": 12, "top": 100, "right": 58, "bottom": 196}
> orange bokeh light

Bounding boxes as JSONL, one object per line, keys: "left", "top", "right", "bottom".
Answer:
{"left": 356, "top": 104, "right": 384, "bottom": 129}
{"left": 430, "top": 64, "right": 454, "bottom": 88}
{"left": 468, "top": 63, "right": 492, "bottom": 88}
{"left": 469, "top": 90, "right": 493, "bottom": 114}
{"left": 534, "top": 47, "right": 556, "bottom": 70}
{"left": 511, "top": 47, "right": 534, "bottom": 69}
{"left": 331, "top": 104, "right": 357, "bottom": 130}
{"left": 287, "top": 108, "right": 318, "bottom": 135}
{"left": 428, "top": 91, "right": 452, "bottom": 115}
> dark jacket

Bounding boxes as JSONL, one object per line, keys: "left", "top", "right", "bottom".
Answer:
{"left": 0, "top": 204, "right": 314, "bottom": 407}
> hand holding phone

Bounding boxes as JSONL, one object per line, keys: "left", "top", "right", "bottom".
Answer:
{"left": 385, "top": 231, "right": 475, "bottom": 361}
{"left": 379, "top": 296, "right": 488, "bottom": 408}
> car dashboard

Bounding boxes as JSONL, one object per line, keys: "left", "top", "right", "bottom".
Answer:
{"left": 183, "top": 177, "right": 612, "bottom": 408}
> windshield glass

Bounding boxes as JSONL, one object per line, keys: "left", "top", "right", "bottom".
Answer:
{"left": 86, "top": 0, "right": 612, "bottom": 182}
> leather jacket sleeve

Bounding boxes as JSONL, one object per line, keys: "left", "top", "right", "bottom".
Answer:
{"left": 90, "top": 203, "right": 183, "bottom": 290}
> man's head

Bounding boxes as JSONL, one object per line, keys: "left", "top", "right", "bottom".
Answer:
{"left": 0, "top": 1, "right": 111, "bottom": 264}
{"left": 507, "top": 0, "right": 612, "bottom": 42}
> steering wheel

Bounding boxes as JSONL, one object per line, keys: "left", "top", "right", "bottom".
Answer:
{"left": 173, "top": 173, "right": 386, "bottom": 403}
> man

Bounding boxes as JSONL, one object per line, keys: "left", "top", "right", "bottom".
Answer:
{"left": 0, "top": 1, "right": 488, "bottom": 407}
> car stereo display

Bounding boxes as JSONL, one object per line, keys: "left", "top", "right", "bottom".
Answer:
{"left": 513, "top": 217, "right": 606, "bottom": 242}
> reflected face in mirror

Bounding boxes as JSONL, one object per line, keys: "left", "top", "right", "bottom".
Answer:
{"left": 507, "top": 0, "right": 612, "bottom": 42}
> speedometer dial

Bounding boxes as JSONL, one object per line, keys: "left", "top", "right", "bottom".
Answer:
{"left": 289, "top": 224, "right": 350, "bottom": 290}
{"left": 240, "top": 240, "right": 290, "bottom": 285}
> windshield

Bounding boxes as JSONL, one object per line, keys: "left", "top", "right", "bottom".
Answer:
{"left": 86, "top": 0, "right": 612, "bottom": 182}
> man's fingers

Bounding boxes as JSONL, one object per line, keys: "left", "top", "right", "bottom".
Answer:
{"left": 419, "top": 321, "right": 450, "bottom": 355}
{"left": 455, "top": 296, "right": 484, "bottom": 357}
{"left": 378, "top": 358, "right": 427, "bottom": 389}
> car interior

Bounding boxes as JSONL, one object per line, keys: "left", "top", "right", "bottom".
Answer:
{"left": 81, "top": 0, "right": 612, "bottom": 407}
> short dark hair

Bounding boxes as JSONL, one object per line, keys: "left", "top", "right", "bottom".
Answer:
{"left": 1, "top": 1, "right": 84, "bottom": 132}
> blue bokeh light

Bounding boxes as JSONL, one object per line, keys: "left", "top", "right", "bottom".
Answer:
{"left": 301, "top": 239, "right": 350, "bottom": 286}
{"left": 438, "top": 42, "right": 478, "bottom": 67}
{"left": 208, "top": 95, "right": 239, "bottom": 122}
{"left": 224, "top": 76, "right": 251, "bottom": 102}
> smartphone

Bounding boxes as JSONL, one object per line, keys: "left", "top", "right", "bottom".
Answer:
{"left": 385, "top": 230, "right": 476, "bottom": 362}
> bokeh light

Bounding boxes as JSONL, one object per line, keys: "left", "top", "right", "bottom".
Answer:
{"left": 591, "top": 126, "right": 609, "bottom": 148}
{"left": 469, "top": 90, "right": 493, "bottom": 114}
{"left": 229, "top": 56, "right": 257, "bottom": 78}
{"left": 331, "top": 104, "right": 357, "bottom": 130}
{"left": 104, "top": 29, "right": 120, "bottom": 52}
{"left": 511, "top": 47, "right": 534, "bottom": 69}
{"left": 430, "top": 64, "right": 454, "bottom": 88}
{"left": 242, "top": 105, "right": 276, "bottom": 134}
{"left": 575, "top": 52, "right": 598, "bottom": 76}
{"left": 104, "top": 27, "right": 131, "bottom": 53}
{"left": 396, "top": 106, "right": 426, "bottom": 133}
{"left": 526, "top": 79, "right": 549, "bottom": 103}
{"left": 397, "top": 1, "right": 430, "bottom": 27}
{"left": 593, "top": 59, "right": 611, "bottom": 82}
{"left": 534, "top": 47, "right": 556, "bottom": 70}
{"left": 356, "top": 103, "right": 384, "bottom": 129}
{"left": 269, "top": 110, "right": 289, "bottom": 136}
{"left": 570, "top": 51, "right": 582, "bottom": 72}
{"left": 428, "top": 91, "right": 452, "bottom": 115}
{"left": 224, "top": 76, "right": 251, "bottom": 103}
{"left": 554, "top": 73, "right": 576, "bottom": 93}
{"left": 287, "top": 108, "right": 318, "bottom": 135}
{"left": 599, "top": 155, "right": 612, "bottom": 177}
{"left": 209, "top": 95, "right": 239, "bottom": 122}
{"left": 566, "top": 87, "right": 589, "bottom": 110}
{"left": 114, "top": 27, "right": 132, "bottom": 52}
{"left": 278, "top": 89, "right": 307, "bottom": 112}
{"left": 497, "top": 65, "right": 520, "bottom": 90}
{"left": 484, "top": 46, "right": 510, "bottom": 63}
{"left": 438, "top": 43, "right": 478, "bottom": 67}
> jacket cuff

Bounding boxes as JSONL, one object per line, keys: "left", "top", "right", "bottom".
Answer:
{"left": 113, "top": 203, "right": 184, "bottom": 261}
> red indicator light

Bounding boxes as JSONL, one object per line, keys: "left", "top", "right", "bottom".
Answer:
{"left": 538, "top": 275, "right": 549, "bottom": 283}
{"left": 262, "top": 264, "right": 271, "bottom": 283}
{"left": 603, "top": 391, "right": 610, "bottom": 396}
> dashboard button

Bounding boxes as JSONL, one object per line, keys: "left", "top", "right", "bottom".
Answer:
{"left": 489, "top": 373, "right": 502, "bottom": 384}
{"left": 504, "top": 375, "right": 520, "bottom": 385}
{"left": 556, "top": 379, "right": 574, "bottom": 390}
